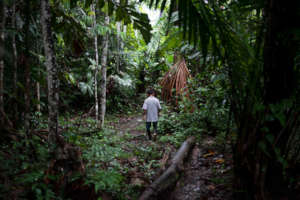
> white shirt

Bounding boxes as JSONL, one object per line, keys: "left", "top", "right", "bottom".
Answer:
{"left": 142, "top": 96, "right": 161, "bottom": 122}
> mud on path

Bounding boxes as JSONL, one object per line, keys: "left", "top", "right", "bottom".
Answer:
{"left": 112, "top": 115, "right": 233, "bottom": 200}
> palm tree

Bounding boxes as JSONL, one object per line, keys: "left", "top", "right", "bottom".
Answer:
{"left": 146, "top": 0, "right": 300, "bottom": 199}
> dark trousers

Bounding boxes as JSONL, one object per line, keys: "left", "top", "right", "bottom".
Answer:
{"left": 146, "top": 122, "right": 157, "bottom": 139}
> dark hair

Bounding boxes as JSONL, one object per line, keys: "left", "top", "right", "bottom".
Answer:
{"left": 147, "top": 89, "right": 154, "bottom": 95}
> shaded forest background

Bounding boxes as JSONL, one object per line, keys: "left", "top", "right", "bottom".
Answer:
{"left": 0, "top": 0, "right": 299, "bottom": 200}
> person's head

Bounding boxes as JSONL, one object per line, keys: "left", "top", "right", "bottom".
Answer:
{"left": 147, "top": 89, "right": 155, "bottom": 96}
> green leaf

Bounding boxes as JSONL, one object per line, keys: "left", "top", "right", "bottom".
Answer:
{"left": 70, "top": 0, "right": 78, "bottom": 9}
{"left": 116, "top": 7, "right": 125, "bottom": 21}
{"left": 78, "top": 82, "right": 88, "bottom": 95}
{"left": 266, "top": 134, "right": 275, "bottom": 144}
{"left": 108, "top": 1, "right": 114, "bottom": 16}
{"left": 88, "top": 58, "right": 96, "bottom": 65}
{"left": 258, "top": 141, "right": 271, "bottom": 157}
{"left": 85, "top": 0, "right": 93, "bottom": 9}
{"left": 133, "top": 20, "right": 152, "bottom": 43}
{"left": 160, "top": 0, "right": 167, "bottom": 12}
{"left": 188, "top": 51, "right": 201, "bottom": 60}
{"left": 98, "top": 0, "right": 105, "bottom": 9}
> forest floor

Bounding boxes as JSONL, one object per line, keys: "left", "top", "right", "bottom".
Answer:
{"left": 0, "top": 111, "right": 233, "bottom": 200}
{"left": 110, "top": 113, "right": 233, "bottom": 200}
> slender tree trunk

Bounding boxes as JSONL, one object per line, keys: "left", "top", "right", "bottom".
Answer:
{"left": 24, "top": 2, "right": 31, "bottom": 135}
{"left": 122, "top": 25, "right": 126, "bottom": 42}
{"left": 121, "top": 26, "right": 125, "bottom": 54}
{"left": 119, "top": 25, "right": 126, "bottom": 71}
{"left": 116, "top": 22, "right": 121, "bottom": 73}
{"left": 12, "top": 2, "right": 18, "bottom": 123}
{"left": 0, "top": 1, "right": 6, "bottom": 126}
{"left": 92, "top": 3, "right": 99, "bottom": 126}
{"left": 99, "top": 15, "right": 109, "bottom": 129}
{"left": 24, "top": 65, "right": 31, "bottom": 133}
{"left": 37, "top": 81, "right": 41, "bottom": 112}
{"left": 137, "top": 65, "right": 145, "bottom": 93}
{"left": 35, "top": 34, "right": 42, "bottom": 114}
{"left": 41, "top": 0, "right": 60, "bottom": 145}
{"left": 116, "top": 0, "right": 121, "bottom": 73}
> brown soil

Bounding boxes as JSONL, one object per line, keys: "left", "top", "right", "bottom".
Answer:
{"left": 167, "top": 140, "right": 233, "bottom": 200}
{"left": 112, "top": 114, "right": 145, "bottom": 137}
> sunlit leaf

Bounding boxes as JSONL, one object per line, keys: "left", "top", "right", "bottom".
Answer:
{"left": 215, "top": 158, "right": 225, "bottom": 164}
{"left": 203, "top": 150, "right": 215, "bottom": 158}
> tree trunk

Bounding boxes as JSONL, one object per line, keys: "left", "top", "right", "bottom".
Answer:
{"left": 24, "top": 2, "right": 32, "bottom": 136}
{"left": 92, "top": 3, "right": 99, "bottom": 126}
{"left": 37, "top": 81, "right": 41, "bottom": 112}
{"left": 0, "top": 1, "right": 6, "bottom": 126}
{"left": 116, "top": 0, "right": 121, "bottom": 73}
{"left": 261, "top": 0, "right": 299, "bottom": 197}
{"left": 12, "top": 1, "right": 18, "bottom": 123}
{"left": 137, "top": 65, "right": 145, "bottom": 93}
{"left": 24, "top": 54, "right": 31, "bottom": 134}
{"left": 116, "top": 21, "right": 121, "bottom": 73}
{"left": 41, "top": 0, "right": 60, "bottom": 145}
{"left": 99, "top": 15, "right": 109, "bottom": 129}
{"left": 233, "top": 1, "right": 300, "bottom": 199}
{"left": 139, "top": 136, "right": 195, "bottom": 200}
{"left": 263, "top": 1, "right": 297, "bottom": 104}
{"left": 120, "top": 25, "right": 125, "bottom": 64}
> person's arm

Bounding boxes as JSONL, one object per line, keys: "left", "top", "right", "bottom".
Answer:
{"left": 142, "top": 101, "right": 147, "bottom": 121}
{"left": 143, "top": 109, "right": 147, "bottom": 121}
{"left": 157, "top": 100, "right": 162, "bottom": 117}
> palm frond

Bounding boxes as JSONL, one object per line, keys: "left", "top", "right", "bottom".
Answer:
{"left": 160, "top": 58, "right": 190, "bottom": 103}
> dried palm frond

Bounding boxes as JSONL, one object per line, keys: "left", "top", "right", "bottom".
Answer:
{"left": 160, "top": 58, "right": 190, "bottom": 103}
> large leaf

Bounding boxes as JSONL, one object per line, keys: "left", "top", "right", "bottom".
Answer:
{"left": 97, "top": 1, "right": 153, "bottom": 43}
{"left": 85, "top": 0, "right": 93, "bottom": 8}
{"left": 70, "top": 0, "right": 78, "bottom": 9}
{"left": 119, "top": 6, "right": 153, "bottom": 43}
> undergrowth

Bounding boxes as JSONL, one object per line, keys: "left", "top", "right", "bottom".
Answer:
{"left": 0, "top": 113, "right": 167, "bottom": 200}
{"left": 157, "top": 73, "right": 231, "bottom": 149}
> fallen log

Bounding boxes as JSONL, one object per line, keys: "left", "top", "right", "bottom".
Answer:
{"left": 160, "top": 149, "right": 170, "bottom": 171}
{"left": 139, "top": 136, "right": 196, "bottom": 200}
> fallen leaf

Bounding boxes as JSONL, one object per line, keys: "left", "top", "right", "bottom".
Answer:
{"left": 215, "top": 158, "right": 225, "bottom": 164}
{"left": 203, "top": 150, "right": 215, "bottom": 158}
{"left": 207, "top": 185, "right": 216, "bottom": 190}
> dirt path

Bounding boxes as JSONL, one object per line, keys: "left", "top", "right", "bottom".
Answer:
{"left": 113, "top": 115, "right": 232, "bottom": 200}
{"left": 168, "top": 145, "right": 232, "bottom": 200}
{"left": 167, "top": 147, "right": 204, "bottom": 200}
{"left": 114, "top": 114, "right": 145, "bottom": 137}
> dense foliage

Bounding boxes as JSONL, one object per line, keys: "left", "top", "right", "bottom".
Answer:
{"left": 0, "top": 0, "right": 299, "bottom": 199}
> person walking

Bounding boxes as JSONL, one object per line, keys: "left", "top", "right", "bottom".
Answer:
{"left": 142, "top": 89, "right": 161, "bottom": 140}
